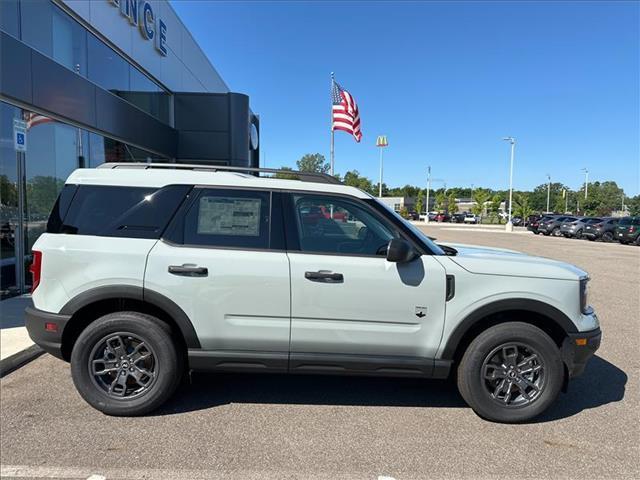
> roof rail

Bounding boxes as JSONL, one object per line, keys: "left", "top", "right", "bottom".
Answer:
{"left": 96, "top": 162, "right": 342, "bottom": 185}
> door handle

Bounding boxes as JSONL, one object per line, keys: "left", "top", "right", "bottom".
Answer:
{"left": 168, "top": 264, "right": 208, "bottom": 277}
{"left": 305, "top": 271, "right": 344, "bottom": 283}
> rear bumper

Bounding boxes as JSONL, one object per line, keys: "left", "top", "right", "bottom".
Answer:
{"left": 25, "top": 306, "right": 70, "bottom": 360}
{"left": 561, "top": 327, "right": 601, "bottom": 378}
{"left": 616, "top": 232, "right": 637, "bottom": 242}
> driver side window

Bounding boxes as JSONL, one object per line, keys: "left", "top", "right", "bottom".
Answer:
{"left": 292, "top": 194, "right": 396, "bottom": 256}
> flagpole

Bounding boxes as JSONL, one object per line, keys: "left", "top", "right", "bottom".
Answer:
{"left": 330, "top": 72, "right": 335, "bottom": 176}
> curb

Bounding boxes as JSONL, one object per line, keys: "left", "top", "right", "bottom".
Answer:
{"left": 0, "top": 345, "right": 45, "bottom": 378}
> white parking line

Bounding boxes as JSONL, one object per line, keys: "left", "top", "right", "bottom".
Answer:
{"left": 1, "top": 465, "right": 399, "bottom": 480}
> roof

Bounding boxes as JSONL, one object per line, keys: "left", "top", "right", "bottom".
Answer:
{"left": 65, "top": 166, "right": 371, "bottom": 199}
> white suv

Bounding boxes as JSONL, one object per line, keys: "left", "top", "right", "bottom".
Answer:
{"left": 26, "top": 164, "right": 601, "bottom": 423}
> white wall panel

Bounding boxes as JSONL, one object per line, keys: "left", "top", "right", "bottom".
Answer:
{"left": 58, "top": 0, "right": 230, "bottom": 94}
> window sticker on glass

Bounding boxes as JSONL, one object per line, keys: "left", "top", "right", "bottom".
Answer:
{"left": 197, "top": 197, "right": 262, "bottom": 236}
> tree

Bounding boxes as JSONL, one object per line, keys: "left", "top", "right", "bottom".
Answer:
{"left": 627, "top": 195, "right": 640, "bottom": 215}
{"left": 1, "top": 175, "right": 18, "bottom": 207}
{"left": 415, "top": 192, "right": 424, "bottom": 215}
{"left": 513, "top": 193, "right": 533, "bottom": 219}
{"left": 434, "top": 192, "right": 446, "bottom": 212}
{"left": 296, "top": 153, "right": 330, "bottom": 174}
{"left": 447, "top": 193, "right": 458, "bottom": 214}
{"left": 471, "top": 188, "right": 490, "bottom": 216}
{"left": 343, "top": 170, "right": 376, "bottom": 195}
{"left": 274, "top": 166, "right": 298, "bottom": 180}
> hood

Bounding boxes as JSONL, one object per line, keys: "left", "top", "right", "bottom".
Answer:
{"left": 439, "top": 242, "right": 586, "bottom": 281}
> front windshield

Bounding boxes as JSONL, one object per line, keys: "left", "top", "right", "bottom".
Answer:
{"left": 372, "top": 199, "right": 445, "bottom": 255}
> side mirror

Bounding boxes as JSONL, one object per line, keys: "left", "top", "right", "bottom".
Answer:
{"left": 386, "top": 238, "right": 417, "bottom": 263}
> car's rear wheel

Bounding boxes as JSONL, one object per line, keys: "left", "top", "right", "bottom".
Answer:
{"left": 574, "top": 229, "right": 583, "bottom": 239}
{"left": 551, "top": 227, "right": 562, "bottom": 237}
{"left": 71, "top": 312, "right": 182, "bottom": 416}
{"left": 457, "top": 322, "right": 563, "bottom": 423}
{"left": 602, "top": 231, "right": 613, "bottom": 242}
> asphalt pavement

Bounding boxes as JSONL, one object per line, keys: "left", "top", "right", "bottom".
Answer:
{"left": 1, "top": 225, "right": 638, "bottom": 479}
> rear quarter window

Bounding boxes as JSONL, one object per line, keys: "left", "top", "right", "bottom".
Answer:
{"left": 47, "top": 184, "right": 191, "bottom": 238}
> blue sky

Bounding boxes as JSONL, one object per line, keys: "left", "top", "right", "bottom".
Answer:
{"left": 172, "top": 1, "right": 639, "bottom": 195}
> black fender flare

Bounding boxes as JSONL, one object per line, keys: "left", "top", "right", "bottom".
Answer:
{"left": 59, "top": 285, "right": 201, "bottom": 348}
{"left": 440, "top": 298, "right": 577, "bottom": 360}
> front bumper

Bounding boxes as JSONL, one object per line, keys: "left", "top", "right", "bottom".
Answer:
{"left": 25, "top": 306, "right": 71, "bottom": 360}
{"left": 561, "top": 327, "right": 601, "bottom": 378}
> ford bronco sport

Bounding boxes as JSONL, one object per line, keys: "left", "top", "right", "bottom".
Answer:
{"left": 26, "top": 164, "right": 601, "bottom": 423}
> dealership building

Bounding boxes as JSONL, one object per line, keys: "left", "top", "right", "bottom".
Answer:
{"left": 0, "top": 0, "right": 260, "bottom": 296}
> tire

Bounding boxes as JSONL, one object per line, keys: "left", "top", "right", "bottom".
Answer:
{"left": 575, "top": 229, "right": 583, "bottom": 240}
{"left": 71, "top": 312, "right": 182, "bottom": 416}
{"left": 635, "top": 236, "right": 640, "bottom": 246}
{"left": 551, "top": 227, "right": 561, "bottom": 237}
{"left": 586, "top": 236, "right": 595, "bottom": 241}
{"left": 602, "top": 231, "right": 613, "bottom": 242}
{"left": 457, "top": 322, "right": 563, "bottom": 423}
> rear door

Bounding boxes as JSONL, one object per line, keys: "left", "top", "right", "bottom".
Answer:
{"left": 144, "top": 188, "right": 291, "bottom": 371}
{"left": 284, "top": 193, "right": 447, "bottom": 375}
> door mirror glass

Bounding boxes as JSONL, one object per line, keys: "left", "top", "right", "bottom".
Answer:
{"left": 386, "top": 238, "right": 417, "bottom": 263}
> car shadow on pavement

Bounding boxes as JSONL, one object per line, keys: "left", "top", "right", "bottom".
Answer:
{"left": 157, "top": 374, "right": 466, "bottom": 414}
{"left": 534, "top": 355, "right": 627, "bottom": 423}
{"left": 155, "top": 355, "right": 626, "bottom": 421}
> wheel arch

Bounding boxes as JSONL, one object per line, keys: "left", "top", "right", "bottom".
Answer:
{"left": 59, "top": 286, "right": 200, "bottom": 361}
{"left": 441, "top": 298, "right": 577, "bottom": 364}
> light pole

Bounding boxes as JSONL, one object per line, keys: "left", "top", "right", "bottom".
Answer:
{"left": 376, "top": 135, "right": 388, "bottom": 198}
{"left": 502, "top": 137, "right": 516, "bottom": 231}
{"left": 425, "top": 166, "right": 431, "bottom": 223}
{"left": 581, "top": 168, "right": 589, "bottom": 200}
{"left": 546, "top": 174, "right": 551, "bottom": 213}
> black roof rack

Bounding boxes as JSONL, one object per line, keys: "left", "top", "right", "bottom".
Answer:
{"left": 96, "top": 162, "right": 342, "bottom": 185}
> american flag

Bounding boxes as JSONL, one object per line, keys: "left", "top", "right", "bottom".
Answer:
{"left": 332, "top": 79, "right": 362, "bottom": 142}
{"left": 25, "top": 112, "right": 53, "bottom": 129}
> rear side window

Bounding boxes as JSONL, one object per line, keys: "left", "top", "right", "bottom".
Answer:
{"left": 176, "top": 188, "right": 271, "bottom": 249}
{"left": 48, "top": 184, "right": 190, "bottom": 238}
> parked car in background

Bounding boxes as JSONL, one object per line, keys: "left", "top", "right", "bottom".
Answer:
{"left": 435, "top": 213, "right": 451, "bottom": 222}
{"left": 463, "top": 213, "right": 479, "bottom": 224}
{"left": 407, "top": 211, "right": 420, "bottom": 221}
{"left": 583, "top": 218, "right": 619, "bottom": 242}
{"left": 428, "top": 211, "right": 438, "bottom": 221}
{"left": 527, "top": 215, "right": 542, "bottom": 229}
{"left": 561, "top": 217, "right": 601, "bottom": 239}
{"left": 511, "top": 216, "right": 523, "bottom": 227}
{"left": 528, "top": 215, "right": 555, "bottom": 234}
{"left": 616, "top": 216, "right": 640, "bottom": 245}
{"left": 451, "top": 213, "right": 466, "bottom": 223}
{"left": 538, "top": 216, "right": 578, "bottom": 236}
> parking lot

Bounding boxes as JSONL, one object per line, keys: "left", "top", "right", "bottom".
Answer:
{"left": 1, "top": 225, "right": 638, "bottom": 480}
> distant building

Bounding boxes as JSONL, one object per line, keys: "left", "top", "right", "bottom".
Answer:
{"left": 379, "top": 196, "right": 416, "bottom": 212}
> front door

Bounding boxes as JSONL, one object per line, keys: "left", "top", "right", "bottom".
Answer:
{"left": 285, "top": 193, "right": 447, "bottom": 374}
{"left": 145, "top": 188, "right": 290, "bottom": 370}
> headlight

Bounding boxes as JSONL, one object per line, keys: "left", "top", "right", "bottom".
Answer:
{"left": 579, "top": 277, "right": 590, "bottom": 314}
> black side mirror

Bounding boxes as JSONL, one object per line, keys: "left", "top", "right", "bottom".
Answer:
{"left": 386, "top": 238, "right": 417, "bottom": 263}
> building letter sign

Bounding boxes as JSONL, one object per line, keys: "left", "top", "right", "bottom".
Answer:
{"left": 108, "top": 0, "right": 167, "bottom": 56}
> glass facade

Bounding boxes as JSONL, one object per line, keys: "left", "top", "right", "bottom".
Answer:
{"left": 0, "top": 101, "right": 166, "bottom": 297}
{"left": 15, "top": 0, "right": 171, "bottom": 124}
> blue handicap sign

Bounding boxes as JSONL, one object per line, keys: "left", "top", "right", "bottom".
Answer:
{"left": 16, "top": 132, "right": 25, "bottom": 145}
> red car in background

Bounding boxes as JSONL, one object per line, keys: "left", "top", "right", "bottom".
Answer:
{"left": 434, "top": 213, "right": 451, "bottom": 222}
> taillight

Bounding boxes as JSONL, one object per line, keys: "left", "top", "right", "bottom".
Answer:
{"left": 29, "top": 250, "right": 42, "bottom": 293}
{"left": 630, "top": 227, "right": 636, "bottom": 233}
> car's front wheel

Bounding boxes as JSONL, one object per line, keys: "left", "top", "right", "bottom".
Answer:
{"left": 457, "top": 322, "right": 563, "bottom": 423}
{"left": 601, "top": 231, "right": 613, "bottom": 242}
{"left": 71, "top": 312, "right": 182, "bottom": 416}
